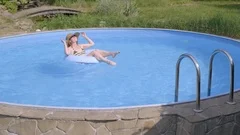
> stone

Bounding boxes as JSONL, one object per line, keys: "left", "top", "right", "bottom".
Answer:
{"left": 15, "top": 19, "right": 33, "bottom": 31}
{"left": 177, "top": 117, "right": 184, "bottom": 125}
{"left": 206, "top": 117, "right": 221, "bottom": 132}
{"left": 232, "top": 124, "right": 240, "bottom": 135}
{"left": 136, "top": 119, "right": 156, "bottom": 129}
{"left": 0, "top": 130, "right": 7, "bottom": 135}
{"left": 176, "top": 125, "right": 191, "bottom": 135}
{"left": 0, "top": 105, "right": 24, "bottom": 117}
{"left": 114, "top": 109, "right": 138, "bottom": 120}
{"left": 42, "top": 128, "right": 65, "bottom": 135}
{"left": 8, "top": 120, "right": 37, "bottom": 135}
{"left": 89, "top": 121, "right": 105, "bottom": 129}
{"left": 0, "top": 117, "right": 14, "bottom": 130}
{"left": 106, "top": 120, "right": 137, "bottom": 131}
{"left": 220, "top": 103, "right": 240, "bottom": 115}
{"left": 155, "top": 116, "right": 177, "bottom": 134}
{"left": 165, "top": 131, "right": 176, "bottom": 135}
{"left": 185, "top": 114, "right": 206, "bottom": 123}
{"left": 0, "top": 5, "right": 13, "bottom": 19}
{"left": 218, "top": 115, "right": 234, "bottom": 125}
{"left": 161, "top": 106, "right": 177, "bottom": 115}
{"left": 20, "top": 109, "right": 50, "bottom": 119}
{"left": 66, "top": 121, "right": 95, "bottom": 135}
{"left": 138, "top": 107, "right": 160, "bottom": 118}
{"left": 170, "top": 124, "right": 177, "bottom": 132}
{"left": 235, "top": 112, "right": 240, "bottom": 125}
{"left": 206, "top": 122, "right": 234, "bottom": 135}
{"left": 0, "top": 5, "right": 6, "bottom": 11}
{"left": 96, "top": 125, "right": 111, "bottom": 135}
{"left": 36, "top": 127, "right": 42, "bottom": 135}
{"left": 36, "top": 29, "right": 41, "bottom": 32}
{"left": 213, "top": 94, "right": 229, "bottom": 105}
{"left": 191, "top": 123, "right": 206, "bottom": 135}
{"left": 38, "top": 120, "right": 57, "bottom": 133}
{"left": 46, "top": 110, "right": 86, "bottom": 120}
{"left": 201, "top": 98, "right": 219, "bottom": 109}
{"left": 233, "top": 93, "right": 240, "bottom": 102}
{"left": 85, "top": 111, "right": 118, "bottom": 121}
{"left": 176, "top": 107, "right": 195, "bottom": 118}
{"left": 111, "top": 128, "right": 140, "bottom": 135}
{"left": 57, "top": 121, "right": 73, "bottom": 132}
{"left": 42, "top": 27, "right": 48, "bottom": 31}
{"left": 141, "top": 127, "right": 159, "bottom": 135}
{"left": 173, "top": 101, "right": 196, "bottom": 109}
{"left": 0, "top": 130, "right": 11, "bottom": 135}
{"left": 179, "top": 120, "right": 193, "bottom": 133}
{"left": 233, "top": 102, "right": 240, "bottom": 113}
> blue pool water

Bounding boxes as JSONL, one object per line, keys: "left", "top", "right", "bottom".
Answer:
{"left": 0, "top": 28, "right": 240, "bottom": 108}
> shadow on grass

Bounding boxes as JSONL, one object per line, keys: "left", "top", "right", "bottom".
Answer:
{"left": 212, "top": 3, "right": 240, "bottom": 11}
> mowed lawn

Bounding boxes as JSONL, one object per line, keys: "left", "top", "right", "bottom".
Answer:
{"left": 35, "top": 0, "right": 240, "bottom": 38}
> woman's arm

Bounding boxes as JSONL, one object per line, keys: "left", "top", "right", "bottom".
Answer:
{"left": 61, "top": 39, "right": 70, "bottom": 55}
{"left": 79, "top": 32, "right": 95, "bottom": 49}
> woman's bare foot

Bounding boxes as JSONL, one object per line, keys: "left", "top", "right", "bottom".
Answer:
{"left": 112, "top": 52, "right": 120, "bottom": 58}
{"left": 107, "top": 60, "right": 116, "bottom": 66}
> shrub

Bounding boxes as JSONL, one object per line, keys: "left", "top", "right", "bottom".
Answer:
{"left": 2, "top": 0, "right": 18, "bottom": 13}
{"left": 96, "top": 0, "right": 138, "bottom": 17}
{"left": 0, "top": 0, "right": 30, "bottom": 13}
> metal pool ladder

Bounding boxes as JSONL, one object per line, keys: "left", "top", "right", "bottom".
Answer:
{"left": 175, "top": 49, "right": 235, "bottom": 113}
{"left": 207, "top": 49, "right": 235, "bottom": 104}
{"left": 175, "top": 53, "right": 202, "bottom": 113}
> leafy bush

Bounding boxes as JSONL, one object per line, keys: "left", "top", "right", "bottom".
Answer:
{"left": 0, "top": 0, "right": 29, "bottom": 13}
{"left": 1, "top": 0, "right": 18, "bottom": 13}
{"left": 0, "top": 0, "right": 7, "bottom": 4}
{"left": 96, "top": 0, "right": 138, "bottom": 17}
{"left": 18, "top": 0, "right": 29, "bottom": 4}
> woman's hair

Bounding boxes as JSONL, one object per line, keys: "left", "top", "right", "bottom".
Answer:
{"left": 67, "top": 40, "right": 78, "bottom": 47}
{"left": 66, "top": 32, "right": 80, "bottom": 47}
{"left": 67, "top": 40, "right": 72, "bottom": 47}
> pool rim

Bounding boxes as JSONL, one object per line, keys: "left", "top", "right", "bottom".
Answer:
{"left": 0, "top": 27, "right": 240, "bottom": 110}
{"left": 0, "top": 89, "right": 239, "bottom": 110}
{"left": 0, "top": 27, "right": 240, "bottom": 43}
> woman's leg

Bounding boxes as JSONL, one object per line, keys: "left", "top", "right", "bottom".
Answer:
{"left": 94, "top": 49, "right": 120, "bottom": 58}
{"left": 87, "top": 50, "right": 116, "bottom": 66}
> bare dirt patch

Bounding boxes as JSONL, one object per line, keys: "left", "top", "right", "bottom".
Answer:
{"left": 0, "top": 5, "right": 33, "bottom": 37}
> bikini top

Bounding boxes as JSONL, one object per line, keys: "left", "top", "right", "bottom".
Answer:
{"left": 72, "top": 46, "right": 85, "bottom": 56}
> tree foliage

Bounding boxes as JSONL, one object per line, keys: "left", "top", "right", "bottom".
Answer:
{"left": 0, "top": 0, "right": 39, "bottom": 13}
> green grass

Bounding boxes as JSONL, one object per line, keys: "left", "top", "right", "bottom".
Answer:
{"left": 35, "top": 0, "right": 240, "bottom": 38}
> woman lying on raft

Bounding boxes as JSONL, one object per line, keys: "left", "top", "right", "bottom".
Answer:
{"left": 61, "top": 32, "right": 120, "bottom": 66}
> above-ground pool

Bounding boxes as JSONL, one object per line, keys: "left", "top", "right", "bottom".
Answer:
{"left": 0, "top": 28, "right": 240, "bottom": 108}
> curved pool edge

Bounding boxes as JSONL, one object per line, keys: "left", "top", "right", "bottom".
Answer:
{"left": 0, "top": 89, "right": 240, "bottom": 120}
{"left": 1, "top": 88, "right": 240, "bottom": 111}
{"left": 0, "top": 90, "right": 240, "bottom": 135}
{"left": 0, "top": 27, "right": 240, "bottom": 44}
{"left": 1, "top": 28, "right": 240, "bottom": 135}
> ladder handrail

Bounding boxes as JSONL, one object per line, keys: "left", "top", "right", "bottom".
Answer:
{"left": 175, "top": 53, "right": 202, "bottom": 112}
{"left": 207, "top": 49, "right": 235, "bottom": 104}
